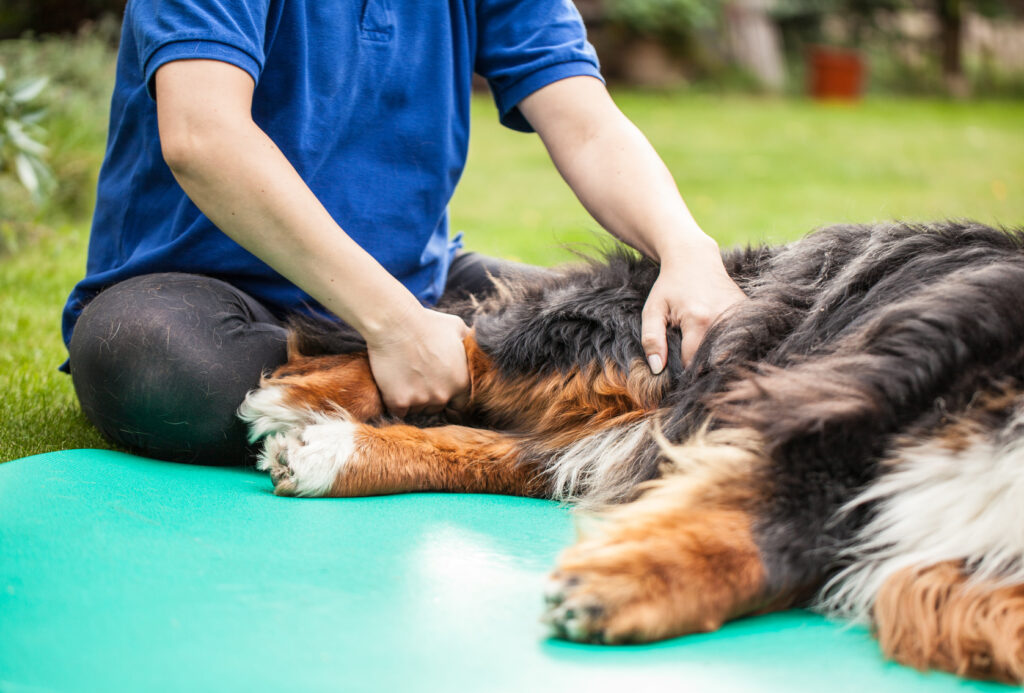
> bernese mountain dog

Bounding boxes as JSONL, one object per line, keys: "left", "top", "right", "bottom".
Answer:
{"left": 239, "top": 220, "right": 1024, "bottom": 684}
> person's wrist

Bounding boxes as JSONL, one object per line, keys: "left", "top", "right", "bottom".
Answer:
{"left": 654, "top": 228, "right": 721, "bottom": 268}
{"left": 359, "top": 293, "right": 424, "bottom": 349}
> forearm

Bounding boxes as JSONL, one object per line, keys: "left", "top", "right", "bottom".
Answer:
{"left": 520, "top": 77, "right": 718, "bottom": 265}
{"left": 155, "top": 59, "right": 469, "bottom": 415}
{"left": 520, "top": 76, "right": 747, "bottom": 367}
{"left": 155, "top": 61, "right": 419, "bottom": 342}
{"left": 167, "top": 123, "right": 419, "bottom": 336}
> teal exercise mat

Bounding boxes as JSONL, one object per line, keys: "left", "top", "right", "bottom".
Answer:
{"left": 0, "top": 450, "right": 1009, "bottom": 693}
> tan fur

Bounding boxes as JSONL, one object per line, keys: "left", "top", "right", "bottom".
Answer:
{"left": 930, "top": 387, "right": 1024, "bottom": 455}
{"left": 465, "top": 337, "right": 660, "bottom": 449}
{"left": 262, "top": 352, "right": 384, "bottom": 422}
{"left": 547, "top": 431, "right": 777, "bottom": 643}
{"left": 875, "top": 563, "right": 1024, "bottom": 683}
{"left": 261, "top": 335, "right": 663, "bottom": 439}
{"left": 319, "top": 423, "right": 548, "bottom": 498}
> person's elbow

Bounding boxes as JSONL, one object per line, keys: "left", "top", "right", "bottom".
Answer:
{"left": 157, "top": 110, "right": 234, "bottom": 181}
{"left": 154, "top": 60, "right": 255, "bottom": 179}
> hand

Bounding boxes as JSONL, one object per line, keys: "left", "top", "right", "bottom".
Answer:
{"left": 365, "top": 307, "right": 471, "bottom": 418}
{"left": 641, "top": 245, "right": 747, "bottom": 371}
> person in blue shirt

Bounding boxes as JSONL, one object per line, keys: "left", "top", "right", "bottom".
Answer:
{"left": 63, "top": 0, "right": 747, "bottom": 465}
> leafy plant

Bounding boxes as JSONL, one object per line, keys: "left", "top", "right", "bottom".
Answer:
{"left": 605, "top": 0, "right": 720, "bottom": 40}
{"left": 0, "top": 64, "right": 53, "bottom": 203}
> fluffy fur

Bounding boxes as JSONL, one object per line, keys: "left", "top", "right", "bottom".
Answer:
{"left": 239, "top": 220, "right": 1024, "bottom": 683}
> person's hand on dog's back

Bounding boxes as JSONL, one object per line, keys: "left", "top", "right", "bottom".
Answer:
{"left": 516, "top": 77, "right": 747, "bottom": 371}
{"left": 642, "top": 239, "right": 748, "bottom": 371}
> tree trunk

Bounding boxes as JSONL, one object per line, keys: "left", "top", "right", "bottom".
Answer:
{"left": 937, "top": 0, "right": 968, "bottom": 96}
{"left": 724, "top": 0, "right": 786, "bottom": 91}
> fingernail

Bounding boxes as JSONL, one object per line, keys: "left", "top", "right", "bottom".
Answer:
{"left": 647, "top": 354, "right": 664, "bottom": 374}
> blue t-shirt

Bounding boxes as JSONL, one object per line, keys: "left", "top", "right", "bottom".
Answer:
{"left": 61, "top": 0, "right": 601, "bottom": 349}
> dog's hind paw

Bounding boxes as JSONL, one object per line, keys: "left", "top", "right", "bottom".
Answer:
{"left": 542, "top": 505, "right": 768, "bottom": 645}
{"left": 256, "top": 414, "right": 357, "bottom": 497}
{"left": 542, "top": 574, "right": 612, "bottom": 643}
{"left": 542, "top": 565, "right": 677, "bottom": 645}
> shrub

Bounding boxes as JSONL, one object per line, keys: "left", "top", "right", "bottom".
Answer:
{"left": 0, "top": 19, "right": 118, "bottom": 252}
{"left": 605, "top": 0, "right": 719, "bottom": 40}
{"left": 0, "top": 65, "right": 54, "bottom": 203}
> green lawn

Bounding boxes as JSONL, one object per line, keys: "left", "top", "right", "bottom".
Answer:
{"left": 452, "top": 94, "right": 1024, "bottom": 262}
{"left": 2, "top": 93, "right": 1023, "bottom": 462}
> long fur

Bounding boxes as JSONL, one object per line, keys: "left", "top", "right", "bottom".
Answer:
{"left": 243, "top": 220, "right": 1024, "bottom": 682}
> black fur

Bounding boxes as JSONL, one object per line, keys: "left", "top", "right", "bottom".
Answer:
{"left": 475, "top": 220, "right": 1024, "bottom": 595}
{"left": 292, "top": 220, "right": 1024, "bottom": 597}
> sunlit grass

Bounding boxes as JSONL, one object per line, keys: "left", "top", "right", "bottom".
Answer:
{"left": 2, "top": 81, "right": 1022, "bottom": 460}
{"left": 452, "top": 93, "right": 1024, "bottom": 263}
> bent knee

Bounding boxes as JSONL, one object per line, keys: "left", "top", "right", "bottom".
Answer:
{"left": 68, "top": 274, "right": 287, "bottom": 465}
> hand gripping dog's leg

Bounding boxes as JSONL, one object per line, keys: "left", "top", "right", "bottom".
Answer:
{"left": 543, "top": 428, "right": 787, "bottom": 644}
{"left": 257, "top": 416, "right": 549, "bottom": 498}
{"left": 241, "top": 332, "right": 660, "bottom": 443}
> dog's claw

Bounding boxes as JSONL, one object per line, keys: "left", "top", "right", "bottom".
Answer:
{"left": 269, "top": 463, "right": 293, "bottom": 486}
{"left": 544, "top": 573, "right": 576, "bottom": 607}
{"left": 542, "top": 573, "right": 610, "bottom": 643}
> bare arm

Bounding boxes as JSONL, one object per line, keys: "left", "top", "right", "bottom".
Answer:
{"left": 518, "top": 76, "right": 746, "bottom": 368}
{"left": 155, "top": 59, "right": 469, "bottom": 416}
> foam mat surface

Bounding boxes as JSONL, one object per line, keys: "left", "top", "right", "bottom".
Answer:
{"left": 0, "top": 450, "right": 1009, "bottom": 692}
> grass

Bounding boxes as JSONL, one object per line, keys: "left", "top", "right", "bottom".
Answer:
{"left": 452, "top": 94, "right": 1024, "bottom": 262}
{"left": 1, "top": 36, "right": 1022, "bottom": 462}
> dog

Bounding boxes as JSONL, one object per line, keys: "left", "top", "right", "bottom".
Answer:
{"left": 239, "top": 220, "right": 1024, "bottom": 684}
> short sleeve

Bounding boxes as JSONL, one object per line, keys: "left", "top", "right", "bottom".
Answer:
{"left": 475, "top": 0, "right": 603, "bottom": 132}
{"left": 126, "top": 0, "right": 272, "bottom": 98}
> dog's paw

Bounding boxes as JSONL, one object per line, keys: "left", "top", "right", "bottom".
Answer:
{"left": 256, "top": 414, "right": 357, "bottom": 497}
{"left": 238, "top": 383, "right": 318, "bottom": 442}
{"left": 542, "top": 565, "right": 670, "bottom": 644}
{"left": 542, "top": 533, "right": 734, "bottom": 645}
{"left": 542, "top": 573, "right": 613, "bottom": 642}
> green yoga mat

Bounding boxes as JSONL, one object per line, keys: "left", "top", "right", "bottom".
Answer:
{"left": 0, "top": 450, "right": 1009, "bottom": 692}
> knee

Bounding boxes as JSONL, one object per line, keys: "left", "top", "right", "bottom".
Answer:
{"left": 68, "top": 274, "right": 287, "bottom": 465}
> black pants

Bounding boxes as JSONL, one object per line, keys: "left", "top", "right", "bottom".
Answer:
{"left": 67, "top": 253, "right": 537, "bottom": 466}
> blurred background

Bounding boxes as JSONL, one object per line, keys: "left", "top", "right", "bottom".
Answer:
{"left": 0, "top": 0, "right": 1022, "bottom": 459}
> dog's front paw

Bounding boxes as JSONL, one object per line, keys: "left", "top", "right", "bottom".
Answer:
{"left": 256, "top": 414, "right": 357, "bottom": 497}
{"left": 238, "top": 383, "right": 317, "bottom": 443}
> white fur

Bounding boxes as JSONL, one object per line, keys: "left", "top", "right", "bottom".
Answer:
{"left": 257, "top": 413, "right": 357, "bottom": 497}
{"left": 820, "top": 416, "right": 1024, "bottom": 621}
{"left": 237, "top": 384, "right": 317, "bottom": 442}
{"left": 548, "top": 420, "right": 650, "bottom": 507}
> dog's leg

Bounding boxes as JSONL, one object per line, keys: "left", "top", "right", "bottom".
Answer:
{"left": 239, "top": 351, "right": 384, "bottom": 440}
{"left": 543, "top": 429, "right": 788, "bottom": 644}
{"left": 241, "top": 333, "right": 661, "bottom": 442}
{"left": 544, "top": 503, "right": 772, "bottom": 644}
{"left": 257, "top": 417, "right": 549, "bottom": 498}
{"left": 464, "top": 337, "right": 665, "bottom": 437}
{"left": 874, "top": 563, "right": 1024, "bottom": 684}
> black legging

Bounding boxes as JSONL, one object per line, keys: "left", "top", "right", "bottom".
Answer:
{"left": 67, "top": 253, "right": 538, "bottom": 466}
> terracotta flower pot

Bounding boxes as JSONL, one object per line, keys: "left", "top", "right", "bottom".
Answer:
{"left": 808, "top": 45, "right": 866, "bottom": 100}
